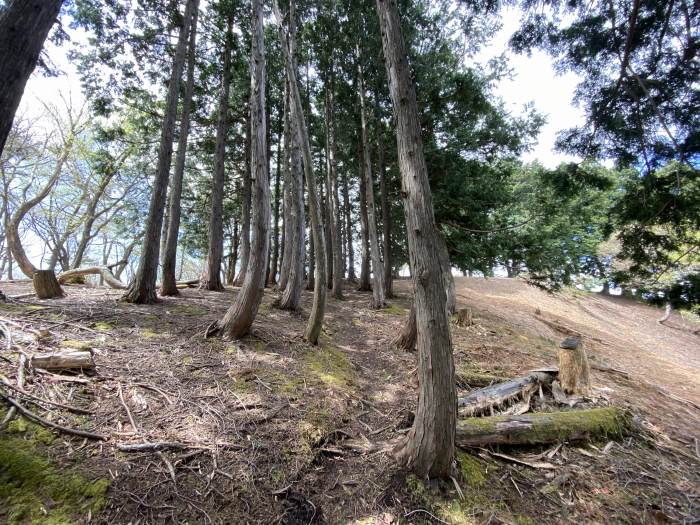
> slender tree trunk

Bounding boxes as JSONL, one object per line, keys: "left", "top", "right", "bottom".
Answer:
{"left": 201, "top": 14, "right": 233, "bottom": 292}
{"left": 376, "top": 0, "right": 456, "bottom": 479}
{"left": 277, "top": 1, "right": 305, "bottom": 310}
{"left": 325, "top": 78, "right": 343, "bottom": 299}
{"left": 234, "top": 111, "right": 252, "bottom": 286}
{"left": 219, "top": 0, "right": 269, "bottom": 338}
{"left": 306, "top": 226, "right": 315, "bottom": 290}
{"left": 357, "top": 131, "right": 371, "bottom": 291}
{"left": 357, "top": 55, "right": 385, "bottom": 307}
{"left": 268, "top": 111, "right": 283, "bottom": 285}
{"left": 226, "top": 217, "right": 239, "bottom": 285}
{"left": 342, "top": 169, "right": 356, "bottom": 281}
{"left": 122, "top": 0, "right": 195, "bottom": 304}
{"left": 161, "top": 3, "right": 199, "bottom": 295}
{"left": 378, "top": 128, "right": 393, "bottom": 298}
{"left": 273, "top": 0, "right": 326, "bottom": 344}
{"left": 277, "top": 82, "right": 292, "bottom": 291}
{"left": 438, "top": 232, "right": 456, "bottom": 315}
{"left": 0, "top": 0, "right": 64, "bottom": 157}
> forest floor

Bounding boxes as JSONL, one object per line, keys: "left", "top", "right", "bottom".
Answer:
{"left": 0, "top": 276, "right": 699, "bottom": 525}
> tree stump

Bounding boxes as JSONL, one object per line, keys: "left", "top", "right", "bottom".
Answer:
{"left": 454, "top": 307, "right": 473, "bottom": 327}
{"left": 558, "top": 336, "right": 591, "bottom": 395}
{"left": 33, "top": 270, "right": 65, "bottom": 299}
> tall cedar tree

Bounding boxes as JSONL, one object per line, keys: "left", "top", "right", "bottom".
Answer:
{"left": 376, "top": 0, "right": 456, "bottom": 478}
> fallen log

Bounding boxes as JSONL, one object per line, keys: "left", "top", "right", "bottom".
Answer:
{"left": 455, "top": 368, "right": 507, "bottom": 388}
{"left": 458, "top": 370, "right": 556, "bottom": 417}
{"left": 31, "top": 351, "right": 95, "bottom": 371}
{"left": 58, "top": 266, "right": 126, "bottom": 289}
{"left": 456, "top": 407, "right": 631, "bottom": 447}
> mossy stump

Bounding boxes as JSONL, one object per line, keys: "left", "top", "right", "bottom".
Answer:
{"left": 33, "top": 270, "right": 65, "bottom": 299}
{"left": 558, "top": 336, "right": 591, "bottom": 396}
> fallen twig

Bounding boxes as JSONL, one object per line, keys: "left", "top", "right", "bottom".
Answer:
{"left": 0, "top": 391, "right": 107, "bottom": 440}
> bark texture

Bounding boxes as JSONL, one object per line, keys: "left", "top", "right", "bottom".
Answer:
{"left": 161, "top": 3, "right": 200, "bottom": 296}
{"left": 357, "top": 55, "right": 386, "bottom": 307}
{"left": 273, "top": 0, "right": 327, "bottom": 344}
{"left": 201, "top": 15, "right": 233, "bottom": 292}
{"left": 357, "top": 132, "right": 372, "bottom": 292}
{"left": 558, "top": 336, "right": 591, "bottom": 396}
{"left": 0, "top": 0, "right": 64, "bottom": 156}
{"left": 122, "top": 0, "right": 195, "bottom": 304}
{"left": 376, "top": 0, "right": 456, "bottom": 478}
{"left": 325, "top": 79, "right": 344, "bottom": 299}
{"left": 378, "top": 129, "right": 393, "bottom": 298}
{"left": 31, "top": 351, "right": 94, "bottom": 371}
{"left": 219, "top": 0, "right": 269, "bottom": 338}
{"left": 234, "top": 115, "right": 252, "bottom": 286}
{"left": 33, "top": 270, "right": 65, "bottom": 299}
{"left": 342, "top": 169, "right": 356, "bottom": 280}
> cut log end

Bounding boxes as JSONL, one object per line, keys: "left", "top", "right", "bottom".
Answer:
{"left": 33, "top": 270, "right": 65, "bottom": 299}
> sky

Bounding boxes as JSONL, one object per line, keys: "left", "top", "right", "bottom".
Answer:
{"left": 20, "top": 6, "right": 585, "bottom": 169}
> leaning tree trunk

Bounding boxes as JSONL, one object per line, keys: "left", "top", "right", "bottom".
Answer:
{"left": 201, "top": 14, "right": 233, "bottom": 292}
{"left": 122, "top": 0, "right": 195, "bottom": 304}
{"left": 393, "top": 302, "right": 417, "bottom": 351}
{"left": 0, "top": 0, "right": 64, "bottom": 157}
{"left": 219, "top": 0, "right": 269, "bottom": 338}
{"left": 378, "top": 127, "right": 393, "bottom": 298}
{"left": 161, "top": 5, "right": 199, "bottom": 296}
{"left": 342, "top": 169, "right": 356, "bottom": 281}
{"left": 234, "top": 114, "right": 252, "bottom": 286}
{"left": 376, "top": 0, "right": 456, "bottom": 479}
{"left": 5, "top": 112, "right": 77, "bottom": 298}
{"left": 273, "top": 0, "right": 326, "bottom": 344}
{"left": 357, "top": 53, "right": 386, "bottom": 308}
{"left": 325, "top": 77, "right": 343, "bottom": 299}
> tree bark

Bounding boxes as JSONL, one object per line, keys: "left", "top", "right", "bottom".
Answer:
{"left": 376, "top": 0, "right": 456, "bottom": 478}
{"left": 393, "top": 302, "right": 417, "bottom": 351}
{"left": 226, "top": 217, "right": 239, "bottom": 285}
{"left": 357, "top": 130, "right": 372, "bottom": 292}
{"left": 234, "top": 111, "right": 252, "bottom": 286}
{"left": 277, "top": 81, "right": 292, "bottom": 291}
{"left": 437, "top": 232, "right": 457, "bottom": 315}
{"left": 219, "top": 0, "right": 269, "bottom": 339}
{"left": 273, "top": 0, "right": 327, "bottom": 344}
{"left": 325, "top": 77, "right": 343, "bottom": 299}
{"left": 33, "top": 270, "right": 65, "bottom": 299}
{"left": 342, "top": 169, "right": 356, "bottom": 281}
{"left": 161, "top": 4, "right": 200, "bottom": 296}
{"left": 276, "top": 1, "right": 305, "bottom": 311}
{"left": 357, "top": 53, "right": 386, "bottom": 308}
{"left": 268, "top": 109, "right": 284, "bottom": 285}
{"left": 378, "top": 127, "right": 393, "bottom": 298}
{"left": 122, "top": 0, "right": 195, "bottom": 304}
{"left": 558, "top": 336, "right": 591, "bottom": 396}
{"left": 0, "top": 0, "right": 64, "bottom": 157}
{"left": 201, "top": 13, "right": 233, "bottom": 292}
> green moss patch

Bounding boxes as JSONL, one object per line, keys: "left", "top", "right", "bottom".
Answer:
{"left": 93, "top": 322, "right": 113, "bottom": 331}
{"left": 0, "top": 434, "right": 108, "bottom": 524}
{"left": 382, "top": 304, "right": 407, "bottom": 315}
{"left": 59, "top": 339, "right": 92, "bottom": 351}
{"left": 304, "top": 342, "right": 354, "bottom": 390}
{"left": 166, "top": 304, "right": 207, "bottom": 316}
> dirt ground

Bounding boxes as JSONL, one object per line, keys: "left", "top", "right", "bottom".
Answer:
{"left": 0, "top": 276, "right": 698, "bottom": 524}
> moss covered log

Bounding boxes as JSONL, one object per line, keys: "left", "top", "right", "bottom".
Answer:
{"left": 457, "top": 407, "right": 632, "bottom": 447}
